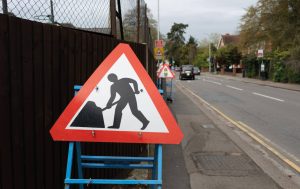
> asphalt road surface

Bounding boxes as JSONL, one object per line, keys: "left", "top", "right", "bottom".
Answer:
{"left": 176, "top": 74, "right": 300, "bottom": 166}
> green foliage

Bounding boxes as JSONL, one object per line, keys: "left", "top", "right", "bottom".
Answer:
{"left": 240, "top": 0, "right": 300, "bottom": 50}
{"left": 216, "top": 45, "right": 241, "bottom": 67}
{"left": 242, "top": 54, "right": 258, "bottom": 78}
{"left": 240, "top": 0, "right": 300, "bottom": 84}
{"left": 186, "top": 36, "right": 198, "bottom": 64}
{"left": 165, "top": 23, "right": 189, "bottom": 66}
{"left": 193, "top": 48, "right": 209, "bottom": 68}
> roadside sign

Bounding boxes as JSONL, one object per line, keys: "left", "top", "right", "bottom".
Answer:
{"left": 154, "top": 47, "right": 164, "bottom": 60}
{"left": 50, "top": 43, "right": 183, "bottom": 144}
{"left": 257, "top": 49, "right": 264, "bottom": 58}
{"left": 155, "top": 40, "right": 164, "bottom": 48}
{"left": 261, "top": 62, "right": 265, "bottom": 72}
{"left": 157, "top": 64, "right": 175, "bottom": 79}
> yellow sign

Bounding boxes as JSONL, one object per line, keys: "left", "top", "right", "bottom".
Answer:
{"left": 154, "top": 47, "right": 164, "bottom": 60}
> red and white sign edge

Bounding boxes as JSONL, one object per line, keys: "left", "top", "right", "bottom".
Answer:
{"left": 50, "top": 43, "right": 183, "bottom": 144}
{"left": 157, "top": 64, "right": 175, "bottom": 78}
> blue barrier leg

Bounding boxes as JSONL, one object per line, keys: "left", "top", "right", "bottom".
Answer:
{"left": 76, "top": 142, "right": 84, "bottom": 189}
{"left": 151, "top": 145, "right": 158, "bottom": 189}
{"left": 65, "top": 142, "right": 74, "bottom": 189}
{"left": 157, "top": 144, "right": 163, "bottom": 189}
{"left": 151, "top": 144, "right": 163, "bottom": 189}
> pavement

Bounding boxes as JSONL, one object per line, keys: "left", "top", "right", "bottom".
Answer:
{"left": 161, "top": 75, "right": 300, "bottom": 189}
{"left": 203, "top": 72, "right": 300, "bottom": 92}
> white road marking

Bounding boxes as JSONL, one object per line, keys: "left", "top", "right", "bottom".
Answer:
{"left": 203, "top": 79, "right": 222, "bottom": 85}
{"left": 252, "top": 92, "right": 285, "bottom": 102}
{"left": 204, "top": 76, "right": 224, "bottom": 82}
{"left": 226, "top": 85, "right": 243, "bottom": 91}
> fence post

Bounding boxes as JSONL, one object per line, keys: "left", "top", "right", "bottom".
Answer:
{"left": 145, "top": 44, "right": 149, "bottom": 72}
{"left": 117, "top": 0, "right": 124, "bottom": 40}
{"left": 136, "top": 0, "right": 140, "bottom": 43}
{"left": 144, "top": 4, "right": 147, "bottom": 44}
{"left": 110, "top": 0, "right": 117, "bottom": 38}
{"left": 2, "top": 0, "right": 8, "bottom": 14}
{"left": 50, "top": 0, "right": 55, "bottom": 23}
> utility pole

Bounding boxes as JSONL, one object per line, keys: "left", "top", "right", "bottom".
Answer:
{"left": 209, "top": 42, "right": 211, "bottom": 72}
{"left": 157, "top": 0, "right": 160, "bottom": 40}
{"left": 157, "top": 0, "right": 160, "bottom": 65}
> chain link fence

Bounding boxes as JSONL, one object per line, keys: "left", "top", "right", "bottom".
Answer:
{"left": 119, "top": 0, "right": 154, "bottom": 48}
{"left": 1, "top": 0, "right": 154, "bottom": 47}
{"left": 1, "top": 0, "right": 111, "bottom": 34}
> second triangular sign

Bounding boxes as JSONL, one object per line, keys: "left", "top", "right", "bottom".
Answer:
{"left": 157, "top": 64, "right": 175, "bottom": 78}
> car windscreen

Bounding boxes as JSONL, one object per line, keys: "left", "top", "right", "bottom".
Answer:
{"left": 182, "top": 67, "right": 193, "bottom": 71}
{"left": 182, "top": 66, "right": 193, "bottom": 71}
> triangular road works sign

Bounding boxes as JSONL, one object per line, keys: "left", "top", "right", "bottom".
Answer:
{"left": 157, "top": 64, "right": 175, "bottom": 79}
{"left": 50, "top": 43, "right": 183, "bottom": 144}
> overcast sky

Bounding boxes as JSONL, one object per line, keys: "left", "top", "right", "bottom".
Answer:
{"left": 145, "top": 0, "right": 258, "bottom": 41}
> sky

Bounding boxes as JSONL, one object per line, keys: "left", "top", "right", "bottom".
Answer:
{"left": 145, "top": 0, "right": 258, "bottom": 41}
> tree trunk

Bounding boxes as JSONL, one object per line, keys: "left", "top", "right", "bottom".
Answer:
{"left": 221, "top": 66, "right": 225, "bottom": 75}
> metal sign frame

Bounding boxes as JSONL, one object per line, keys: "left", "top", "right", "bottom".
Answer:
{"left": 64, "top": 86, "right": 163, "bottom": 189}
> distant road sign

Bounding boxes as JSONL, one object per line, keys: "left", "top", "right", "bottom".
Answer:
{"left": 157, "top": 64, "right": 175, "bottom": 79}
{"left": 257, "top": 49, "right": 264, "bottom": 58}
{"left": 154, "top": 47, "right": 164, "bottom": 60}
{"left": 50, "top": 43, "right": 183, "bottom": 144}
{"left": 155, "top": 40, "right": 164, "bottom": 48}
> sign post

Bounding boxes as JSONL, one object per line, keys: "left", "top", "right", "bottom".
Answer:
{"left": 50, "top": 44, "right": 183, "bottom": 188}
{"left": 257, "top": 49, "right": 265, "bottom": 79}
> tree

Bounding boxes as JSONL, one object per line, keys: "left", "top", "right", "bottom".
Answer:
{"left": 122, "top": 6, "right": 157, "bottom": 43}
{"left": 199, "top": 33, "right": 220, "bottom": 47}
{"left": 186, "top": 36, "right": 198, "bottom": 64}
{"left": 193, "top": 43, "right": 217, "bottom": 69}
{"left": 216, "top": 45, "right": 241, "bottom": 68}
{"left": 165, "top": 23, "right": 188, "bottom": 65}
{"left": 239, "top": 0, "right": 300, "bottom": 83}
{"left": 240, "top": 0, "right": 300, "bottom": 51}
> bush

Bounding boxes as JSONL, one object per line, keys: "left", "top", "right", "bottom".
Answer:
{"left": 287, "top": 68, "right": 300, "bottom": 83}
{"left": 242, "top": 54, "right": 258, "bottom": 78}
{"left": 242, "top": 49, "right": 300, "bottom": 83}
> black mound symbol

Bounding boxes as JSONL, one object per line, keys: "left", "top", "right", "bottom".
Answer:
{"left": 71, "top": 101, "right": 105, "bottom": 128}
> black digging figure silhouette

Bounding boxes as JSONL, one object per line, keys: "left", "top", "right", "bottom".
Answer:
{"left": 106, "top": 73, "right": 149, "bottom": 130}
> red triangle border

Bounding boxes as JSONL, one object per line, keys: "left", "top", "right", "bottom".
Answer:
{"left": 50, "top": 43, "right": 183, "bottom": 144}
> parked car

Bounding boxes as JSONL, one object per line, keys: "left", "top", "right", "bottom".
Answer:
{"left": 175, "top": 66, "right": 181, "bottom": 72}
{"left": 179, "top": 65, "right": 195, "bottom": 80}
{"left": 193, "top": 66, "right": 201, "bottom": 75}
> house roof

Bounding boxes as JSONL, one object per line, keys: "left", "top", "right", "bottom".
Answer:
{"left": 222, "top": 34, "right": 240, "bottom": 45}
{"left": 218, "top": 34, "right": 240, "bottom": 48}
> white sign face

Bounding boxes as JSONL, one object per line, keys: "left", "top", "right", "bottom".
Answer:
{"left": 157, "top": 65, "right": 175, "bottom": 78}
{"left": 66, "top": 54, "right": 169, "bottom": 133}
{"left": 257, "top": 49, "right": 264, "bottom": 58}
{"left": 261, "top": 63, "right": 265, "bottom": 72}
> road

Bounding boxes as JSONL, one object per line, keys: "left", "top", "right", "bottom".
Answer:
{"left": 176, "top": 74, "right": 300, "bottom": 166}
